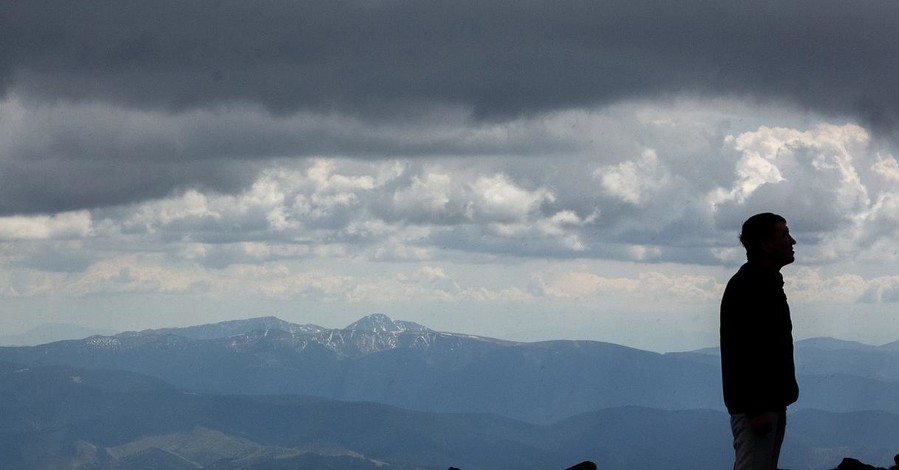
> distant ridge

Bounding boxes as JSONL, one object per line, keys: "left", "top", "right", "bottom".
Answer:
{"left": 115, "top": 313, "right": 463, "bottom": 358}
{"left": 797, "top": 337, "right": 883, "bottom": 352}
{"left": 123, "top": 314, "right": 433, "bottom": 341}
{"left": 122, "top": 316, "right": 326, "bottom": 340}
{"left": 0, "top": 313, "right": 898, "bottom": 425}
{"left": 0, "top": 323, "right": 118, "bottom": 346}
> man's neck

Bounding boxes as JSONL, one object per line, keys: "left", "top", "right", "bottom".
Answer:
{"left": 749, "top": 258, "right": 782, "bottom": 273}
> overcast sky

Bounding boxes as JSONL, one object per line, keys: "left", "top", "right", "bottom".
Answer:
{"left": 2, "top": 0, "right": 899, "bottom": 351}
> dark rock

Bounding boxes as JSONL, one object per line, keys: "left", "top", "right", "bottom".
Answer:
{"left": 449, "top": 462, "right": 596, "bottom": 470}
{"left": 566, "top": 461, "right": 597, "bottom": 470}
{"left": 835, "top": 457, "right": 887, "bottom": 470}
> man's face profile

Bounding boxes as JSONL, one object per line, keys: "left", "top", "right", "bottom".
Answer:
{"left": 764, "top": 221, "right": 796, "bottom": 268}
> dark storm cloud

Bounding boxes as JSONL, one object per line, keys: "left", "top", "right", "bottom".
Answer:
{"left": 3, "top": 0, "right": 899, "bottom": 126}
{"left": 4, "top": 0, "right": 899, "bottom": 217}
{"left": 0, "top": 151, "right": 257, "bottom": 215}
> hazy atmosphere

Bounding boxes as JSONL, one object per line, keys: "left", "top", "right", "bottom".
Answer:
{"left": 3, "top": 0, "right": 899, "bottom": 352}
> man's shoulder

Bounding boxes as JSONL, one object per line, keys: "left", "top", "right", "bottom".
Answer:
{"left": 724, "top": 263, "right": 752, "bottom": 287}
{"left": 726, "top": 262, "right": 779, "bottom": 285}
{"left": 722, "top": 263, "right": 766, "bottom": 302}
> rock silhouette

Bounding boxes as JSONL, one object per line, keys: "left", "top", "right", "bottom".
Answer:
{"left": 448, "top": 462, "right": 596, "bottom": 470}
{"left": 832, "top": 454, "right": 899, "bottom": 470}
{"left": 566, "top": 462, "right": 598, "bottom": 470}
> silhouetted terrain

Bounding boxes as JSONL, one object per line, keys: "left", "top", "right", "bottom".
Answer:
{"left": 831, "top": 454, "right": 899, "bottom": 470}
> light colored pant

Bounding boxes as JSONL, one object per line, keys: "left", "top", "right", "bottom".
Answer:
{"left": 730, "top": 411, "right": 786, "bottom": 470}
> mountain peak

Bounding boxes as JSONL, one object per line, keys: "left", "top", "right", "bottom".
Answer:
{"left": 344, "top": 314, "right": 430, "bottom": 333}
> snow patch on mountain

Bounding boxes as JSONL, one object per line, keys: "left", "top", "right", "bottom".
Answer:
{"left": 77, "top": 313, "right": 506, "bottom": 358}
{"left": 345, "top": 313, "right": 431, "bottom": 334}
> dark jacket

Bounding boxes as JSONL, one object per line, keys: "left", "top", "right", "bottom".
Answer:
{"left": 720, "top": 262, "right": 799, "bottom": 415}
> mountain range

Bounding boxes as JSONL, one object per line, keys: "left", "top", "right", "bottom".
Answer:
{"left": 0, "top": 314, "right": 896, "bottom": 469}
{"left": 0, "top": 323, "right": 118, "bottom": 346}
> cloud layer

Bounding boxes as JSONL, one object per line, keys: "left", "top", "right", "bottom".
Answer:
{"left": 5, "top": 0, "right": 899, "bottom": 122}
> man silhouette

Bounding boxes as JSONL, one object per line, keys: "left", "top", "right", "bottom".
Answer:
{"left": 720, "top": 213, "right": 800, "bottom": 470}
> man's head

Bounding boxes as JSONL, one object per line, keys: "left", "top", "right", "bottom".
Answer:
{"left": 739, "top": 212, "right": 796, "bottom": 267}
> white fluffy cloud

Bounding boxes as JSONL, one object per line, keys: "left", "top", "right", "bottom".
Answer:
{"left": 0, "top": 211, "right": 93, "bottom": 240}
{"left": 597, "top": 149, "right": 681, "bottom": 206}
{"left": 538, "top": 272, "right": 641, "bottom": 299}
{"left": 714, "top": 123, "right": 870, "bottom": 218}
{"left": 6, "top": 111, "right": 899, "bottom": 294}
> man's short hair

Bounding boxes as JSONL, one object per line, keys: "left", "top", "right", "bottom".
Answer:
{"left": 739, "top": 212, "right": 786, "bottom": 260}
